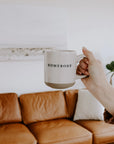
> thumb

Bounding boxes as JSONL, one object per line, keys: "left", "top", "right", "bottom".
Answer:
{"left": 82, "top": 47, "right": 96, "bottom": 62}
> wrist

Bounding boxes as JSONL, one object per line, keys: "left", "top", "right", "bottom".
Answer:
{"left": 89, "top": 80, "right": 110, "bottom": 102}
{"left": 100, "top": 83, "right": 114, "bottom": 116}
{"left": 96, "top": 80, "right": 112, "bottom": 104}
{"left": 98, "top": 80, "right": 111, "bottom": 97}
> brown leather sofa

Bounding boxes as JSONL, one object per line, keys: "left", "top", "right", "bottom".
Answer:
{"left": 0, "top": 90, "right": 114, "bottom": 144}
{"left": 0, "top": 93, "right": 37, "bottom": 144}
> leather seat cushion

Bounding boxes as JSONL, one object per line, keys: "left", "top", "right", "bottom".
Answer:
{"left": 0, "top": 123, "right": 37, "bottom": 144}
{"left": 28, "top": 119, "right": 92, "bottom": 144}
{"left": 76, "top": 120, "right": 114, "bottom": 144}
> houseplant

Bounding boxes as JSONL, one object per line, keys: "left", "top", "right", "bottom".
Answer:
{"left": 106, "top": 61, "right": 114, "bottom": 85}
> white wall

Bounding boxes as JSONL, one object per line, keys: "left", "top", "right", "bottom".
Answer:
{"left": 67, "top": 0, "right": 114, "bottom": 64}
{"left": 0, "top": 3, "right": 67, "bottom": 49}
{"left": 0, "top": 0, "right": 114, "bottom": 95}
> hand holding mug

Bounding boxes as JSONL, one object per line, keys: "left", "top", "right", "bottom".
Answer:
{"left": 44, "top": 50, "right": 87, "bottom": 89}
{"left": 77, "top": 47, "right": 108, "bottom": 92}
{"left": 76, "top": 57, "right": 89, "bottom": 76}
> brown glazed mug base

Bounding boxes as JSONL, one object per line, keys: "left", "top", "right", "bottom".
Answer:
{"left": 45, "top": 82, "right": 75, "bottom": 89}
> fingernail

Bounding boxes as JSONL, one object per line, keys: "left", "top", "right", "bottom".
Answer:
{"left": 79, "top": 71, "right": 82, "bottom": 75}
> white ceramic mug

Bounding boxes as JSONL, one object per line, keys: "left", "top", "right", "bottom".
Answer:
{"left": 44, "top": 50, "right": 86, "bottom": 89}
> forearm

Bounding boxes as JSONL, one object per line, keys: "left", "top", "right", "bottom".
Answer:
{"left": 78, "top": 47, "right": 114, "bottom": 115}
{"left": 91, "top": 82, "right": 114, "bottom": 116}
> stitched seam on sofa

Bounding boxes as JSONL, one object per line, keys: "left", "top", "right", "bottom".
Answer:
{"left": 39, "top": 134, "right": 92, "bottom": 144}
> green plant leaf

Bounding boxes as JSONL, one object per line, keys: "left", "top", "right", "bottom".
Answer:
{"left": 110, "top": 61, "right": 114, "bottom": 68}
{"left": 106, "top": 64, "right": 113, "bottom": 71}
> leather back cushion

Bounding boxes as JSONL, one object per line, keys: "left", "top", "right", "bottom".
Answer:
{"left": 0, "top": 93, "right": 22, "bottom": 124}
{"left": 64, "top": 89, "right": 78, "bottom": 119}
{"left": 19, "top": 91, "right": 68, "bottom": 124}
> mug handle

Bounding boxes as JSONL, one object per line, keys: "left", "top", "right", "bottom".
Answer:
{"left": 75, "top": 54, "right": 87, "bottom": 80}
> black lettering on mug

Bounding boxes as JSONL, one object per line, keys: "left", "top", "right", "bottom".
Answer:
{"left": 48, "top": 64, "right": 72, "bottom": 68}
{"left": 57, "top": 64, "right": 59, "bottom": 67}
{"left": 60, "top": 65, "right": 62, "bottom": 67}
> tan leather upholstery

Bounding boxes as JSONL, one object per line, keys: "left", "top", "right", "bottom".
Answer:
{"left": 20, "top": 91, "right": 68, "bottom": 124}
{"left": 0, "top": 123, "right": 37, "bottom": 144}
{"left": 76, "top": 120, "right": 114, "bottom": 144}
{"left": 28, "top": 119, "right": 92, "bottom": 144}
{"left": 64, "top": 89, "right": 78, "bottom": 119}
{"left": 0, "top": 93, "right": 22, "bottom": 124}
